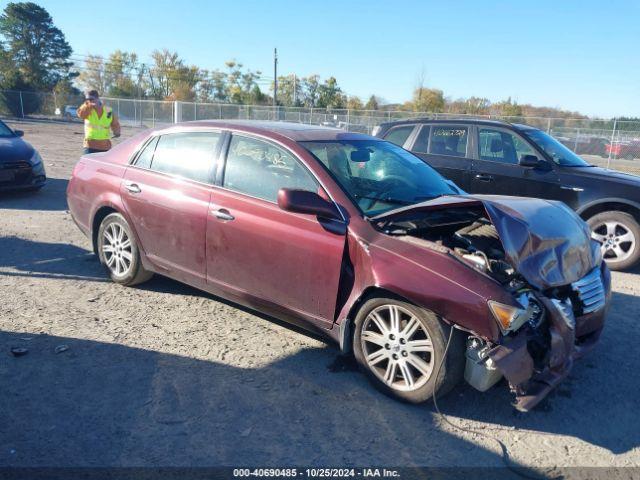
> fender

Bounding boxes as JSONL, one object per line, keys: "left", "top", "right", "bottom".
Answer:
{"left": 576, "top": 197, "right": 640, "bottom": 216}
{"left": 332, "top": 230, "right": 511, "bottom": 351}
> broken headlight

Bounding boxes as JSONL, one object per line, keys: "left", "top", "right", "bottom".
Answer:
{"left": 489, "top": 292, "right": 543, "bottom": 334}
{"left": 488, "top": 301, "right": 528, "bottom": 333}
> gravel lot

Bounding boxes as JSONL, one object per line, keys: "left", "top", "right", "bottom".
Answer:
{"left": 1, "top": 120, "right": 639, "bottom": 475}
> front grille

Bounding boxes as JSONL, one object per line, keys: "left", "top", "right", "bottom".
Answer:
{"left": 0, "top": 161, "right": 33, "bottom": 185}
{"left": 572, "top": 268, "right": 606, "bottom": 314}
{"left": 1, "top": 161, "right": 31, "bottom": 170}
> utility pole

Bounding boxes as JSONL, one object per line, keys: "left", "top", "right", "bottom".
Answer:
{"left": 292, "top": 73, "right": 297, "bottom": 106}
{"left": 273, "top": 48, "right": 278, "bottom": 108}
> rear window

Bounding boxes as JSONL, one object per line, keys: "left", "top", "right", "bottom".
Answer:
{"left": 383, "top": 125, "right": 414, "bottom": 147}
{"left": 428, "top": 126, "right": 468, "bottom": 157}
{"left": 145, "top": 132, "right": 221, "bottom": 183}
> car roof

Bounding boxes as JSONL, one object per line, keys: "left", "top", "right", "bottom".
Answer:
{"left": 153, "top": 120, "right": 374, "bottom": 142}
{"left": 378, "top": 117, "right": 541, "bottom": 131}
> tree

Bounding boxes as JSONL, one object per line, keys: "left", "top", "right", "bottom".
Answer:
{"left": 76, "top": 54, "right": 106, "bottom": 94}
{"left": 364, "top": 95, "right": 379, "bottom": 110}
{"left": 275, "top": 74, "right": 301, "bottom": 107}
{"left": 495, "top": 97, "right": 523, "bottom": 117}
{"left": 223, "top": 60, "right": 263, "bottom": 104}
{"left": 406, "top": 87, "right": 445, "bottom": 112}
{"left": 0, "top": 2, "right": 75, "bottom": 90}
{"left": 149, "top": 49, "right": 200, "bottom": 101}
{"left": 316, "top": 76, "right": 346, "bottom": 109}
{"left": 198, "top": 69, "right": 227, "bottom": 102}
{"left": 347, "top": 96, "right": 363, "bottom": 110}
{"left": 105, "top": 50, "right": 139, "bottom": 97}
{"left": 299, "top": 75, "right": 320, "bottom": 107}
{"left": 447, "top": 96, "right": 490, "bottom": 114}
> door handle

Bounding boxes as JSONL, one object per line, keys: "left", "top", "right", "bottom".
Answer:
{"left": 124, "top": 182, "right": 141, "bottom": 194}
{"left": 474, "top": 174, "right": 494, "bottom": 182}
{"left": 211, "top": 208, "right": 235, "bottom": 221}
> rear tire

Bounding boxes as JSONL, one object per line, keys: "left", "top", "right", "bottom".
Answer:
{"left": 353, "top": 296, "right": 465, "bottom": 404}
{"left": 97, "top": 213, "right": 153, "bottom": 286}
{"left": 588, "top": 211, "right": 640, "bottom": 271}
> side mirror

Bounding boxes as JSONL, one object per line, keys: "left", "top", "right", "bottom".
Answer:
{"left": 277, "top": 188, "right": 341, "bottom": 220}
{"left": 13, "top": 130, "right": 24, "bottom": 137}
{"left": 519, "top": 154, "right": 547, "bottom": 168}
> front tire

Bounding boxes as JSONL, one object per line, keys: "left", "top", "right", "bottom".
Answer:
{"left": 353, "top": 296, "right": 465, "bottom": 404}
{"left": 588, "top": 211, "right": 640, "bottom": 271}
{"left": 97, "top": 213, "right": 153, "bottom": 286}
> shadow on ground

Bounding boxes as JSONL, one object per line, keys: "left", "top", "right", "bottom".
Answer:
{"left": 0, "top": 329, "right": 541, "bottom": 476}
{"left": 0, "top": 296, "right": 637, "bottom": 472}
{"left": 1, "top": 233, "right": 639, "bottom": 464}
{"left": 0, "top": 236, "right": 104, "bottom": 282}
{"left": 0, "top": 177, "right": 69, "bottom": 211}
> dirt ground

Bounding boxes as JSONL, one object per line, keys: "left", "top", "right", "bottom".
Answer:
{"left": 1, "top": 120, "right": 639, "bottom": 474}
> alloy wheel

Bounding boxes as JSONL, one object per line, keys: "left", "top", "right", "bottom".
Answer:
{"left": 101, "top": 223, "right": 133, "bottom": 277}
{"left": 360, "top": 304, "right": 435, "bottom": 392}
{"left": 591, "top": 221, "right": 636, "bottom": 262}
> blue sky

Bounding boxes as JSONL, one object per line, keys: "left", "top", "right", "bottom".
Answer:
{"left": 25, "top": 0, "right": 640, "bottom": 117}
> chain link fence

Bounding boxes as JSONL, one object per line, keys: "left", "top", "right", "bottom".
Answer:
{"left": 2, "top": 89, "right": 639, "bottom": 174}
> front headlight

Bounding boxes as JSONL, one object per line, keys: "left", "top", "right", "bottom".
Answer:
{"left": 488, "top": 300, "right": 528, "bottom": 333}
{"left": 29, "top": 151, "right": 43, "bottom": 166}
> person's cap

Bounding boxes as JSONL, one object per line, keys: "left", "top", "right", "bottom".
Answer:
{"left": 85, "top": 90, "right": 100, "bottom": 100}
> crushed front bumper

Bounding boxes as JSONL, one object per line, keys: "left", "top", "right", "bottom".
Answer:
{"left": 489, "top": 264, "right": 611, "bottom": 412}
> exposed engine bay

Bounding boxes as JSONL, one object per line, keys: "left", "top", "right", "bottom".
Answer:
{"left": 377, "top": 205, "right": 516, "bottom": 284}
{"left": 374, "top": 199, "right": 609, "bottom": 411}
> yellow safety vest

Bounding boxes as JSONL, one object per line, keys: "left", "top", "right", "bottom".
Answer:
{"left": 84, "top": 107, "right": 113, "bottom": 141}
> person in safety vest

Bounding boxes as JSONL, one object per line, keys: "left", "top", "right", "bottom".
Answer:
{"left": 77, "top": 90, "right": 121, "bottom": 154}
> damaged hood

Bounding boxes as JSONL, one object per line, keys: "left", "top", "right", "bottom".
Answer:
{"left": 374, "top": 194, "right": 599, "bottom": 289}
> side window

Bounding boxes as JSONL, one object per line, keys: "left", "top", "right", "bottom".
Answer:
{"left": 223, "top": 135, "right": 318, "bottom": 202}
{"left": 412, "top": 125, "right": 430, "bottom": 153}
{"left": 134, "top": 136, "right": 159, "bottom": 169}
{"left": 478, "top": 129, "right": 536, "bottom": 164}
{"left": 150, "top": 132, "right": 220, "bottom": 183}
{"left": 383, "top": 125, "right": 415, "bottom": 147}
{"left": 429, "top": 126, "right": 468, "bottom": 157}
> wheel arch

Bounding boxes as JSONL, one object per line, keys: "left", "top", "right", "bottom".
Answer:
{"left": 339, "top": 286, "right": 433, "bottom": 354}
{"left": 578, "top": 198, "right": 640, "bottom": 223}
{"left": 91, "top": 205, "right": 120, "bottom": 254}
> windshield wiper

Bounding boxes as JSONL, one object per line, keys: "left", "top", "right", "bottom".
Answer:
{"left": 354, "top": 194, "right": 412, "bottom": 206}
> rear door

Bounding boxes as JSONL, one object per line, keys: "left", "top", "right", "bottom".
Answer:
{"left": 121, "top": 131, "right": 222, "bottom": 284}
{"left": 206, "top": 133, "right": 346, "bottom": 328}
{"left": 408, "top": 124, "right": 473, "bottom": 191}
{"left": 469, "top": 126, "right": 563, "bottom": 199}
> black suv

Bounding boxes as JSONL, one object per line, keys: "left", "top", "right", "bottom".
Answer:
{"left": 374, "top": 118, "right": 640, "bottom": 270}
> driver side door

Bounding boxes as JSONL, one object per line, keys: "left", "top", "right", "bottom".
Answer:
{"left": 470, "top": 126, "right": 562, "bottom": 199}
{"left": 206, "top": 134, "right": 347, "bottom": 328}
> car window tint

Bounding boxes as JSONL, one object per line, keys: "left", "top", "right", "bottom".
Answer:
{"left": 223, "top": 135, "right": 318, "bottom": 202}
{"left": 412, "top": 125, "right": 430, "bottom": 153}
{"left": 478, "top": 128, "right": 536, "bottom": 164}
{"left": 150, "top": 132, "right": 220, "bottom": 183}
{"left": 383, "top": 125, "right": 414, "bottom": 146}
{"left": 429, "top": 126, "right": 468, "bottom": 156}
{"left": 134, "top": 136, "right": 159, "bottom": 169}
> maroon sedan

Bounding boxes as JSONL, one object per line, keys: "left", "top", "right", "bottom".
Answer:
{"left": 67, "top": 121, "right": 610, "bottom": 411}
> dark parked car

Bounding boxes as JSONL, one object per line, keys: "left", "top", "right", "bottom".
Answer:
{"left": 375, "top": 118, "right": 640, "bottom": 270}
{"left": 67, "top": 121, "right": 609, "bottom": 411}
{"left": 0, "top": 119, "right": 46, "bottom": 191}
